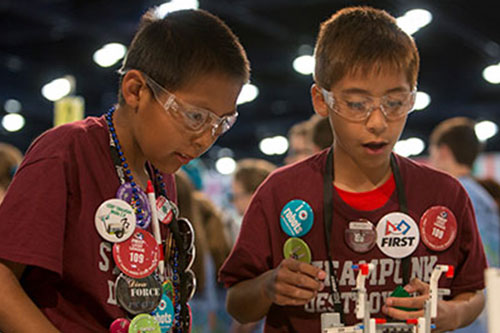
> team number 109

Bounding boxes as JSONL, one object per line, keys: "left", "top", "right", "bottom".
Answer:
{"left": 130, "top": 252, "right": 144, "bottom": 264}
{"left": 431, "top": 227, "right": 444, "bottom": 239}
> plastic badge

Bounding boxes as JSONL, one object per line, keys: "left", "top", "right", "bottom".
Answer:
{"left": 420, "top": 206, "right": 457, "bottom": 252}
{"left": 185, "top": 269, "right": 197, "bottom": 302}
{"left": 109, "top": 318, "right": 130, "bottom": 333}
{"left": 95, "top": 199, "right": 136, "bottom": 243}
{"left": 156, "top": 195, "right": 179, "bottom": 224}
{"left": 113, "top": 228, "right": 159, "bottom": 279}
{"left": 283, "top": 237, "right": 312, "bottom": 263}
{"left": 176, "top": 218, "right": 195, "bottom": 252}
{"left": 280, "top": 199, "right": 314, "bottom": 237}
{"left": 116, "top": 183, "right": 152, "bottom": 228}
{"left": 152, "top": 292, "right": 175, "bottom": 332}
{"left": 128, "top": 314, "right": 161, "bottom": 333}
{"left": 344, "top": 219, "right": 377, "bottom": 253}
{"left": 115, "top": 273, "right": 162, "bottom": 315}
{"left": 162, "top": 279, "right": 176, "bottom": 305}
{"left": 376, "top": 212, "right": 420, "bottom": 259}
{"left": 185, "top": 245, "right": 196, "bottom": 272}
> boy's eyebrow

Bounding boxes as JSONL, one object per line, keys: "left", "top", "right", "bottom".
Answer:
{"left": 340, "top": 86, "right": 410, "bottom": 95}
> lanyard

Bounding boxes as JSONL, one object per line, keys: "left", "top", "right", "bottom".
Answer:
{"left": 322, "top": 147, "right": 410, "bottom": 322}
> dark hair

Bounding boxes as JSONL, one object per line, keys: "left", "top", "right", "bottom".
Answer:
{"left": 118, "top": 8, "right": 250, "bottom": 103}
{"left": 311, "top": 116, "right": 333, "bottom": 150}
{"left": 430, "top": 117, "right": 482, "bottom": 168}
{"left": 0, "top": 143, "right": 23, "bottom": 189}
{"left": 234, "top": 158, "right": 276, "bottom": 194}
{"left": 314, "top": 6, "right": 419, "bottom": 90}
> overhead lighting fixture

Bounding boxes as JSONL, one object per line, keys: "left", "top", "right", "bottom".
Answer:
{"left": 394, "top": 137, "right": 425, "bottom": 157}
{"left": 93, "top": 43, "right": 127, "bottom": 68}
{"left": 41, "top": 76, "right": 75, "bottom": 102}
{"left": 414, "top": 91, "right": 431, "bottom": 111}
{"left": 237, "top": 83, "right": 259, "bottom": 105}
{"left": 293, "top": 55, "right": 315, "bottom": 75}
{"left": 215, "top": 156, "right": 236, "bottom": 175}
{"left": 4, "top": 99, "right": 22, "bottom": 113}
{"left": 156, "top": 0, "right": 199, "bottom": 17}
{"left": 2, "top": 113, "right": 25, "bottom": 132}
{"left": 475, "top": 120, "right": 498, "bottom": 142}
{"left": 483, "top": 63, "right": 500, "bottom": 84}
{"left": 397, "top": 9, "right": 433, "bottom": 35}
{"left": 259, "top": 136, "right": 289, "bottom": 156}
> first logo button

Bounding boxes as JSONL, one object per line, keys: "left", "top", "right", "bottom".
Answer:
{"left": 280, "top": 199, "right": 314, "bottom": 237}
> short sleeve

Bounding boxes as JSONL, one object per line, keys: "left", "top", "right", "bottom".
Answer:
{"left": 219, "top": 196, "right": 273, "bottom": 288}
{"left": 450, "top": 192, "right": 488, "bottom": 296}
{"left": 0, "top": 157, "right": 68, "bottom": 275}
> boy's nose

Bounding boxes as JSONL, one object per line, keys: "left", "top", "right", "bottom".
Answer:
{"left": 365, "top": 106, "right": 388, "bottom": 134}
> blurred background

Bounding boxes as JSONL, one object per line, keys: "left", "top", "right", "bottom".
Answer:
{"left": 2, "top": 0, "right": 500, "bottom": 173}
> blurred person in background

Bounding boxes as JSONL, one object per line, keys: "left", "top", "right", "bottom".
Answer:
{"left": 228, "top": 158, "right": 276, "bottom": 333}
{"left": 176, "top": 170, "right": 233, "bottom": 332}
{"left": 429, "top": 116, "right": 500, "bottom": 333}
{"left": 0, "top": 143, "right": 23, "bottom": 203}
{"left": 284, "top": 119, "right": 315, "bottom": 165}
{"left": 311, "top": 115, "right": 333, "bottom": 151}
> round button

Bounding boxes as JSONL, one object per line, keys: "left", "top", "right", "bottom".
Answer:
{"left": 95, "top": 199, "right": 136, "bottom": 242}
{"left": 156, "top": 195, "right": 178, "bottom": 225}
{"left": 344, "top": 219, "right": 377, "bottom": 253}
{"left": 151, "top": 292, "right": 174, "bottom": 332}
{"left": 280, "top": 199, "right": 314, "bottom": 237}
{"left": 109, "top": 318, "right": 130, "bottom": 333}
{"left": 115, "top": 273, "right": 162, "bottom": 315}
{"left": 420, "top": 206, "right": 457, "bottom": 252}
{"left": 116, "top": 183, "right": 151, "bottom": 229}
{"left": 128, "top": 314, "right": 161, "bottom": 333}
{"left": 283, "top": 237, "right": 312, "bottom": 263}
{"left": 376, "top": 212, "right": 420, "bottom": 259}
{"left": 113, "top": 228, "right": 159, "bottom": 279}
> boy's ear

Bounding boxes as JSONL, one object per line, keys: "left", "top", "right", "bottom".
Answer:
{"left": 310, "top": 84, "right": 329, "bottom": 117}
{"left": 121, "top": 70, "right": 147, "bottom": 108}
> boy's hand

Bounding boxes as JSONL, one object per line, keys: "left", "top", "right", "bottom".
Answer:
{"left": 382, "top": 278, "right": 459, "bottom": 332}
{"left": 263, "top": 258, "right": 326, "bottom": 306}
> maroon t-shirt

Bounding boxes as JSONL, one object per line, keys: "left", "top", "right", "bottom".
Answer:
{"left": 0, "top": 116, "right": 176, "bottom": 332}
{"left": 220, "top": 150, "right": 487, "bottom": 332}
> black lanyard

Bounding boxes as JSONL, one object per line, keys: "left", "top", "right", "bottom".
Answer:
{"left": 322, "top": 147, "right": 410, "bottom": 322}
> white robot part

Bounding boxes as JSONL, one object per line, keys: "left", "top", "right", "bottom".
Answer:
{"left": 429, "top": 264, "right": 454, "bottom": 318}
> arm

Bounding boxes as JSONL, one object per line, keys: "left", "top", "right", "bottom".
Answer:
{"left": 382, "top": 278, "right": 485, "bottom": 332}
{"left": 226, "top": 258, "right": 326, "bottom": 324}
{"left": 0, "top": 259, "right": 60, "bottom": 333}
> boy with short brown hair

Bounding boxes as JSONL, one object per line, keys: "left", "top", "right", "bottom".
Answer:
{"left": 220, "top": 6, "right": 485, "bottom": 332}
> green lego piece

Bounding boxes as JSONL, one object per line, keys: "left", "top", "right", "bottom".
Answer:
{"left": 389, "top": 285, "right": 418, "bottom": 312}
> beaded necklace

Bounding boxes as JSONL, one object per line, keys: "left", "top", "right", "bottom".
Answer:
{"left": 105, "top": 106, "right": 184, "bottom": 332}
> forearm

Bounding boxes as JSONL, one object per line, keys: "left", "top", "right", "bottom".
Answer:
{"left": 448, "top": 290, "right": 485, "bottom": 329}
{"left": 0, "top": 262, "right": 60, "bottom": 333}
{"left": 226, "top": 270, "right": 274, "bottom": 323}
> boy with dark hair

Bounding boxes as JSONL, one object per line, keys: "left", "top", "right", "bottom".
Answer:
{"left": 0, "top": 7, "right": 249, "bottom": 332}
{"left": 220, "top": 6, "right": 486, "bottom": 332}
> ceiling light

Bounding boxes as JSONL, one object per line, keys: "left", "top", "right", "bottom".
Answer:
{"left": 293, "top": 55, "right": 315, "bottom": 75}
{"left": 237, "top": 83, "right": 259, "bottom": 105}
{"left": 414, "top": 91, "right": 431, "bottom": 111}
{"left": 215, "top": 156, "right": 236, "bottom": 175}
{"left": 397, "top": 9, "right": 432, "bottom": 35}
{"left": 156, "top": 0, "right": 199, "bottom": 17}
{"left": 2, "top": 113, "right": 25, "bottom": 132}
{"left": 475, "top": 120, "right": 498, "bottom": 142}
{"left": 93, "top": 43, "right": 127, "bottom": 68}
{"left": 259, "top": 136, "right": 289, "bottom": 156}
{"left": 41, "top": 76, "right": 74, "bottom": 102}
